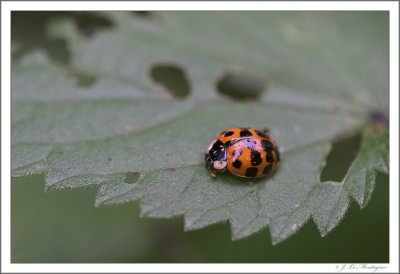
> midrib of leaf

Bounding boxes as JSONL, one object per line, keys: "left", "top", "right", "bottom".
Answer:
{"left": 11, "top": 97, "right": 365, "bottom": 147}
{"left": 12, "top": 108, "right": 364, "bottom": 191}
{"left": 12, "top": 96, "right": 365, "bottom": 182}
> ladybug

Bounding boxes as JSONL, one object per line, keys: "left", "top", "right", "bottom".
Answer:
{"left": 205, "top": 127, "right": 280, "bottom": 178}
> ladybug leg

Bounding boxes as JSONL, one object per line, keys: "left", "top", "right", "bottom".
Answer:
{"left": 206, "top": 164, "right": 217, "bottom": 177}
{"left": 204, "top": 152, "right": 218, "bottom": 178}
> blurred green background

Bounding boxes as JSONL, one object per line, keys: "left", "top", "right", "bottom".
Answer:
{"left": 11, "top": 12, "right": 389, "bottom": 263}
{"left": 12, "top": 172, "right": 388, "bottom": 263}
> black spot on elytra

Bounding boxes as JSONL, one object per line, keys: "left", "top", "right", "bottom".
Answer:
{"left": 263, "top": 164, "right": 273, "bottom": 175}
{"left": 274, "top": 147, "right": 281, "bottom": 161}
{"left": 224, "top": 131, "right": 234, "bottom": 137}
{"left": 245, "top": 167, "right": 258, "bottom": 178}
{"left": 250, "top": 150, "right": 262, "bottom": 166}
{"left": 232, "top": 148, "right": 242, "bottom": 157}
{"left": 255, "top": 129, "right": 267, "bottom": 138}
{"left": 232, "top": 159, "right": 242, "bottom": 169}
{"left": 261, "top": 140, "right": 273, "bottom": 152}
{"left": 266, "top": 153, "right": 275, "bottom": 163}
{"left": 240, "top": 128, "right": 252, "bottom": 137}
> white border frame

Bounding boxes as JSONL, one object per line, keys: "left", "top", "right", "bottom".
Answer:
{"left": 1, "top": 1, "right": 399, "bottom": 273}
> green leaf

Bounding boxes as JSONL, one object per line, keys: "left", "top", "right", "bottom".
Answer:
{"left": 344, "top": 129, "right": 389, "bottom": 208}
{"left": 11, "top": 11, "right": 389, "bottom": 244}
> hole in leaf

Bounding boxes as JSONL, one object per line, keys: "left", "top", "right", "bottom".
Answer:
{"left": 150, "top": 64, "right": 191, "bottom": 99}
{"left": 11, "top": 11, "right": 113, "bottom": 64}
{"left": 125, "top": 172, "right": 140, "bottom": 184}
{"left": 216, "top": 72, "right": 267, "bottom": 101}
{"left": 320, "top": 133, "right": 362, "bottom": 183}
{"left": 12, "top": 11, "right": 71, "bottom": 64}
{"left": 130, "top": 11, "right": 155, "bottom": 18}
{"left": 76, "top": 73, "right": 97, "bottom": 87}
{"left": 73, "top": 11, "right": 114, "bottom": 37}
{"left": 67, "top": 69, "right": 98, "bottom": 87}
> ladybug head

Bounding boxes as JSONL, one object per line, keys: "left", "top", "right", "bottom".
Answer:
{"left": 206, "top": 139, "right": 228, "bottom": 177}
{"left": 205, "top": 153, "right": 227, "bottom": 177}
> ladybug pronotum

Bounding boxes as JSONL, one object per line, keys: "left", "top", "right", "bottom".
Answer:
{"left": 205, "top": 127, "right": 280, "bottom": 178}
